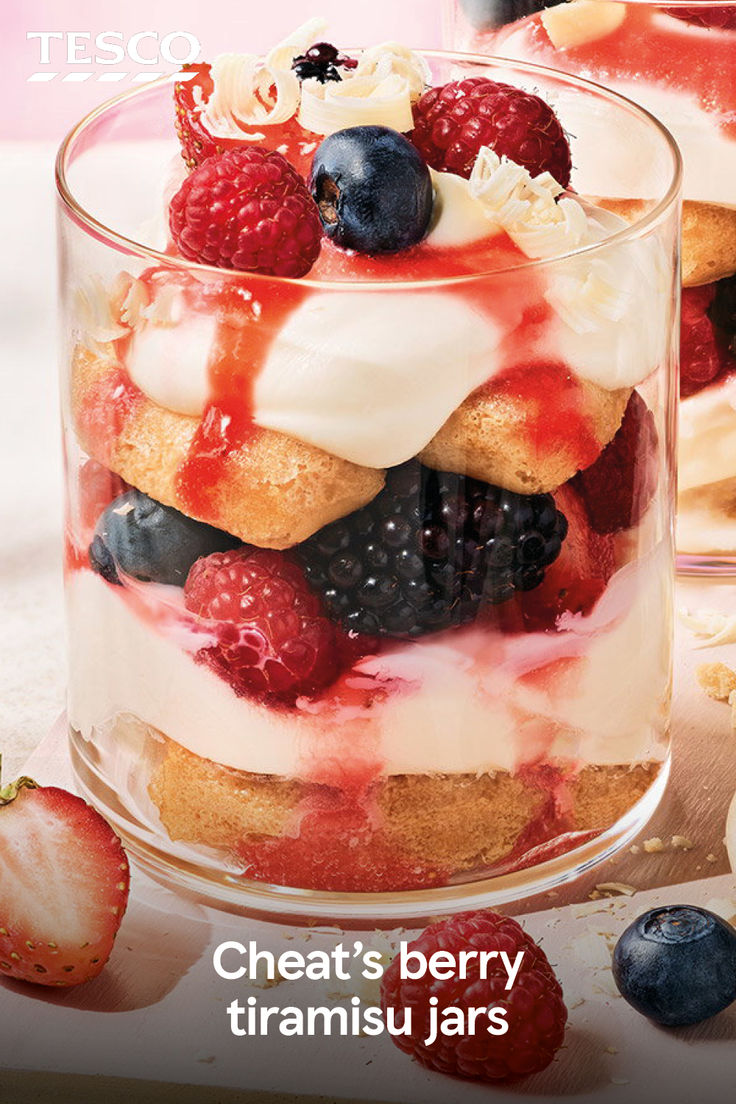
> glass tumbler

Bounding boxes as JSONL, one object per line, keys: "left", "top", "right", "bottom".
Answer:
{"left": 446, "top": 0, "right": 736, "bottom": 571}
{"left": 57, "top": 51, "right": 680, "bottom": 922}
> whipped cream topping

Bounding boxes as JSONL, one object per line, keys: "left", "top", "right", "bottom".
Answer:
{"left": 426, "top": 170, "right": 495, "bottom": 247}
{"left": 67, "top": 552, "right": 669, "bottom": 780}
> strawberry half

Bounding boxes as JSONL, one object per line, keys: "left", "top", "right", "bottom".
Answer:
{"left": 174, "top": 63, "right": 318, "bottom": 176}
{"left": 0, "top": 778, "right": 129, "bottom": 988}
{"left": 174, "top": 64, "right": 222, "bottom": 170}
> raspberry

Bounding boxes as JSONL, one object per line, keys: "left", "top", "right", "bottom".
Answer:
{"left": 411, "top": 78, "right": 571, "bottom": 186}
{"left": 666, "top": 7, "right": 736, "bottom": 30}
{"left": 184, "top": 548, "right": 344, "bottom": 703}
{"left": 496, "top": 484, "right": 615, "bottom": 632}
{"left": 169, "top": 148, "right": 322, "bottom": 277}
{"left": 680, "top": 282, "right": 736, "bottom": 398}
{"left": 571, "top": 392, "right": 658, "bottom": 535}
{"left": 381, "top": 910, "right": 567, "bottom": 1082}
{"left": 297, "top": 461, "right": 568, "bottom": 639}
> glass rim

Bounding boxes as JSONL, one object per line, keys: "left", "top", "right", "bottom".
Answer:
{"left": 611, "top": 1, "right": 736, "bottom": 5}
{"left": 55, "top": 47, "right": 682, "bottom": 290}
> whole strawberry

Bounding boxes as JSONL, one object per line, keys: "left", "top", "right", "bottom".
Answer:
{"left": 381, "top": 909, "right": 567, "bottom": 1082}
{"left": 411, "top": 77, "right": 572, "bottom": 186}
{"left": 169, "top": 147, "right": 322, "bottom": 277}
{"left": 0, "top": 778, "right": 129, "bottom": 988}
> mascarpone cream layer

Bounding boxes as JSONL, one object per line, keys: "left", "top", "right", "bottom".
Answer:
{"left": 67, "top": 556, "right": 670, "bottom": 782}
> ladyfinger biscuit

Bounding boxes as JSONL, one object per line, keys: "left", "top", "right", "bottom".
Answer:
{"left": 70, "top": 345, "right": 385, "bottom": 549}
{"left": 594, "top": 197, "right": 736, "bottom": 288}
{"left": 419, "top": 378, "right": 630, "bottom": 495}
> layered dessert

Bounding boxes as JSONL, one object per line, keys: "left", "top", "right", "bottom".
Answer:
{"left": 453, "top": 0, "right": 736, "bottom": 561}
{"left": 63, "top": 23, "right": 673, "bottom": 894}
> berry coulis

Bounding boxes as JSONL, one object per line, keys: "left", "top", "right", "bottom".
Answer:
{"left": 493, "top": 5, "right": 736, "bottom": 132}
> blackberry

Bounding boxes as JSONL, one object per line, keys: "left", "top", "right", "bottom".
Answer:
{"left": 297, "top": 461, "right": 567, "bottom": 639}
{"left": 292, "top": 42, "right": 357, "bottom": 85}
{"left": 708, "top": 272, "right": 736, "bottom": 353}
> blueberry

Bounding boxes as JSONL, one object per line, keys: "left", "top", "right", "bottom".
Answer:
{"left": 90, "top": 489, "right": 240, "bottom": 586}
{"left": 612, "top": 906, "right": 736, "bottom": 1027}
{"left": 309, "top": 126, "right": 434, "bottom": 254}
{"left": 458, "top": 0, "right": 565, "bottom": 31}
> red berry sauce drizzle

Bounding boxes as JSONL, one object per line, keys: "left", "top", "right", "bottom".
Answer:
{"left": 493, "top": 4, "right": 736, "bottom": 132}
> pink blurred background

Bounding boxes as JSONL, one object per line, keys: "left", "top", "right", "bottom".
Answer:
{"left": 8, "top": 0, "right": 443, "bottom": 141}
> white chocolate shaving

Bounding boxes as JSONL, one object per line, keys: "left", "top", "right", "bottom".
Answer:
{"left": 201, "top": 24, "right": 430, "bottom": 143}
{"left": 202, "top": 18, "right": 328, "bottom": 138}
{"left": 546, "top": 257, "right": 633, "bottom": 334}
{"left": 75, "top": 275, "right": 130, "bottom": 351}
{"left": 298, "top": 37, "right": 429, "bottom": 136}
{"left": 298, "top": 73, "right": 415, "bottom": 136}
{"left": 679, "top": 607, "right": 736, "bottom": 647}
{"left": 469, "top": 147, "right": 587, "bottom": 258}
{"left": 353, "top": 41, "right": 431, "bottom": 102}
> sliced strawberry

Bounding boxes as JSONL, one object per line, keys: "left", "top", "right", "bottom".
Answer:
{"left": 174, "top": 64, "right": 220, "bottom": 170}
{"left": 173, "top": 63, "right": 317, "bottom": 176}
{"left": 0, "top": 779, "right": 129, "bottom": 988}
{"left": 77, "top": 459, "right": 126, "bottom": 539}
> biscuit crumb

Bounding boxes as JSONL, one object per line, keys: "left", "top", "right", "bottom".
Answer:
{"left": 697, "top": 662, "right": 736, "bottom": 702}
{"left": 595, "top": 882, "right": 636, "bottom": 897}
{"left": 671, "top": 835, "right": 694, "bottom": 851}
{"left": 706, "top": 853, "right": 718, "bottom": 863}
{"left": 629, "top": 844, "right": 640, "bottom": 855}
{"left": 643, "top": 837, "right": 665, "bottom": 853}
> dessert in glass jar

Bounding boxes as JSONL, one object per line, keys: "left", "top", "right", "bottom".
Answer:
{"left": 447, "top": 0, "right": 736, "bottom": 570}
{"left": 57, "top": 21, "right": 680, "bottom": 920}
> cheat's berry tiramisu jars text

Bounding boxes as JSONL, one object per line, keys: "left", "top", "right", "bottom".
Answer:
{"left": 57, "top": 22, "right": 680, "bottom": 917}
{"left": 448, "top": 0, "right": 736, "bottom": 570}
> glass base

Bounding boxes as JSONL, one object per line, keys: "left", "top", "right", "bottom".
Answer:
{"left": 677, "top": 552, "right": 736, "bottom": 576}
{"left": 69, "top": 722, "right": 670, "bottom": 926}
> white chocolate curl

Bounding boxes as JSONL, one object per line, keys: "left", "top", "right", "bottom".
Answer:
{"left": 201, "top": 17, "right": 328, "bottom": 137}
{"left": 200, "top": 23, "right": 431, "bottom": 141}
{"left": 469, "top": 147, "right": 587, "bottom": 259}
{"left": 298, "top": 42, "right": 430, "bottom": 135}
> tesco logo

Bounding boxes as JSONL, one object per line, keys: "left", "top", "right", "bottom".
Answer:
{"left": 27, "top": 30, "right": 201, "bottom": 83}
